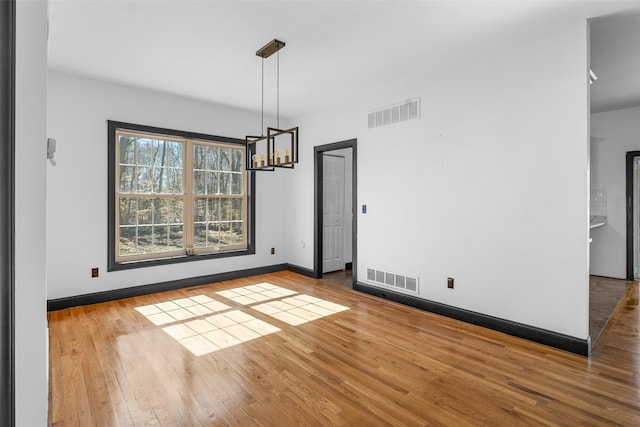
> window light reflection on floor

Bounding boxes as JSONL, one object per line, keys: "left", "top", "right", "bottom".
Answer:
{"left": 215, "top": 282, "right": 297, "bottom": 305}
{"left": 252, "top": 294, "right": 349, "bottom": 325}
{"left": 163, "top": 309, "right": 280, "bottom": 356}
{"left": 135, "top": 295, "right": 232, "bottom": 326}
{"left": 135, "top": 283, "right": 349, "bottom": 356}
{"left": 218, "top": 284, "right": 350, "bottom": 326}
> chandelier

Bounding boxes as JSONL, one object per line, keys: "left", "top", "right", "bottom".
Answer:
{"left": 246, "top": 39, "right": 299, "bottom": 171}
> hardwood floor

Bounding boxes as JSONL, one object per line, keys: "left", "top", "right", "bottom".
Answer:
{"left": 589, "top": 275, "right": 631, "bottom": 345}
{"left": 321, "top": 269, "right": 353, "bottom": 288}
{"left": 48, "top": 271, "right": 640, "bottom": 426}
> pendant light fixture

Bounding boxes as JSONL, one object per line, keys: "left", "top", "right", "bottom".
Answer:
{"left": 246, "top": 39, "right": 299, "bottom": 171}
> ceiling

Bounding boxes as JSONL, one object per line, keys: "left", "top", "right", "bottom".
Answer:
{"left": 590, "top": 11, "right": 640, "bottom": 113}
{"left": 47, "top": 1, "right": 640, "bottom": 118}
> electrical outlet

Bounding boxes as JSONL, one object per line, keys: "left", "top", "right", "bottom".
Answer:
{"left": 447, "top": 277, "right": 454, "bottom": 289}
{"left": 91, "top": 268, "right": 99, "bottom": 278}
{"left": 271, "top": 247, "right": 275, "bottom": 255}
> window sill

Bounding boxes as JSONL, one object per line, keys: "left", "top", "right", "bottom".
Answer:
{"left": 108, "top": 247, "right": 255, "bottom": 272}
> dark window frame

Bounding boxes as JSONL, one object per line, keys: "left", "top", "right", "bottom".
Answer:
{"left": 0, "top": 0, "right": 15, "bottom": 423}
{"left": 107, "top": 121, "right": 255, "bottom": 271}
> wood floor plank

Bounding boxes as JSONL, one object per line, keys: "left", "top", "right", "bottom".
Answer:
{"left": 48, "top": 272, "right": 640, "bottom": 426}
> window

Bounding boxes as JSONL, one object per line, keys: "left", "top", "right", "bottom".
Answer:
{"left": 108, "top": 121, "right": 254, "bottom": 270}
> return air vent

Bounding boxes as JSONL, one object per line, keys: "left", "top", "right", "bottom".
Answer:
{"left": 366, "top": 268, "right": 419, "bottom": 293}
{"left": 368, "top": 98, "right": 420, "bottom": 129}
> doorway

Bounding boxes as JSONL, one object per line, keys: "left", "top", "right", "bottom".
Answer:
{"left": 626, "top": 151, "right": 640, "bottom": 280}
{"left": 314, "top": 139, "right": 357, "bottom": 286}
{"left": 322, "top": 153, "right": 346, "bottom": 274}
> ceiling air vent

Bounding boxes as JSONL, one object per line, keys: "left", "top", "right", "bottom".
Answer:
{"left": 366, "top": 268, "right": 419, "bottom": 294}
{"left": 368, "top": 98, "right": 420, "bottom": 129}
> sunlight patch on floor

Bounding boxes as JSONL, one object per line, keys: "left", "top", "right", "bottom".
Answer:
{"left": 253, "top": 294, "right": 349, "bottom": 326}
{"left": 216, "top": 282, "right": 297, "bottom": 305}
{"left": 135, "top": 295, "right": 231, "bottom": 326}
{"left": 162, "top": 309, "right": 280, "bottom": 356}
{"left": 135, "top": 283, "right": 349, "bottom": 356}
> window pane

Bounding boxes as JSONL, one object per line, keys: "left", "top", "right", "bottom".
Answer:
{"left": 137, "top": 199, "right": 152, "bottom": 225}
{"left": 152, "top": 167, "right": 168, "bottom": 193}
{"left": 209, "top": 222, "right": 221, "bottom": 246}
{"left": 219, "top": 172, "right": 231, "bottom": 195}
{"left": 136, "top": 166, "right": 152, "bottom": 193}
{"left": 169, "top": 225, "right": 183, "bottom": 249}
{"left": 207, "top": 198, "right": 219, "bottom": 222}
{"left": 207, "top": 146, "right": 218, "bottom": 171}
{"left": 207, "top": 171, "right": 218, "bottom": 195}
{"left": 118, "top": 197, "right": 184, "bottom": 257}
{"left": 119, "top": 166, "right": 134, "bottom": 193}
{"left": 167, "top": 168, "right": 183, "bottom": 193}
{"left": 194, "top": 198, "right": 206, "bottom": 222}
{"left": 220, "top": 148, "right": 231, "bottom": 171}
{"left": 219, "top": 198, "right": 231, "bottom": 222}
{"left": 231, "top": 149, "right": 242, "bottom": 172}
{"left": 194, "top": 170, "right": 206, "bottom": 195}
{"left": 119, "top": 135, "right": 183, "bottom": 196}
{"left": 137, "top": 226, "right": 153, "bottom": 253}
{"left": 153, "top": 225, "right": 168, "bottom": 247}
{"left": 168, "top": 199, "right": 183, "bottom": 224}
{"left": 119, "top": 198, "right": 136, "bottom": 226}
{"left": 194, "top": 223, "right": 206, "bottom": 247}
{"left": 194, "top": 145, "right": 207, "bottom": 170}
{"left": 231, "top": 199, "right": 242, "bottom": 221}
{"left": 153, "top": 199, "right": 167, "bottom": 225}
{"left": 230, "top": 222, "right": 243, "bottom": 245}
{"left": 119, "top": 226, "right": 136, "bottom": 256}
{"left": 136, "top": 138, "right": 155, "bottom": 166}
{"left": 119, "top": 136, "right": 136, "bottom": 165}
{"left": 167, "top": 141, "right": 183, "bottom": 168}
{"left": 219, "top": 222, "right": 231, "bottom": 245}
{"left": 231, "top": 173, "right": 242, "bottom": 195}
{"left": 153, "top": 140, "right": 169, "bottom": 168}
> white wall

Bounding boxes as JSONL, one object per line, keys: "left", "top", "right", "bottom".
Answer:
{"left": 15, "top": 0, "right": 48, "bottom": 424}
{"left": 47, "top": 70, "right": 288, "bottom": 300}
{"left": 590, "top": 106, "right": 640, "bottom": 278}
{"left": 286, "top": 21, "right": 590, "bottom": 339}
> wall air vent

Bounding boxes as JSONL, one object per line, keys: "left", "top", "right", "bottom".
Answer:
{"left": 368, "top": 98, "right": 420, "bottom": 129}
{"left": 366, "top": 268, "right": 419, "bottom": 293}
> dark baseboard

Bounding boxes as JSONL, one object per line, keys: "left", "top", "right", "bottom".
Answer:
{"left": 46, "top": 266, "right": 590, "bottom": 356}
{"left": 47, "top": 264, "right": 288, "bottom": 311}
{"left": 589, "top": 274, "right": 629, "bottom": 281}
{"left": 354, "top": 282, "right": 589, "bottom": 356}
{"left": 285, "top": 263, "right": 317, "bottom": 278}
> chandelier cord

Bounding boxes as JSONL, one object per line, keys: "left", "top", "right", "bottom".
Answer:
{"left": 277, "top": 50, "right": 280, "bottom": 129}
{"left": 261, "top": 56, "right": 265, "bottom": 136}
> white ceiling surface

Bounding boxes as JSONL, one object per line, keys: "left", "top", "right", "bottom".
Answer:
{"left": 590, "top": 11, "right": 640, "bottom": 113}
{"left": 48, "top": 1, "right": 640, "bottom": 118}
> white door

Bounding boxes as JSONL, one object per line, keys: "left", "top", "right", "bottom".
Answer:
{"left": 323, "top": 154, "right": 345, "bottom": 273}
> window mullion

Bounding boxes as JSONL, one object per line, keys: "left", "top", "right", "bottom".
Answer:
{"left": 184, "top": 139, "right": 194, "bottom": 250}
{"left": 242, "top": 153, "right": 248, "bottom": 244}
{"left": 115, "top": 193, "right": 121, "bottom": 256}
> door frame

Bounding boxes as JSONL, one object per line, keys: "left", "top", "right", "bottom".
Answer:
{"left": 625, "top": 151, "right": 640, "bottom": 280}
{"left": 314, "top": 139, "right": 357, "bottom": 285}
{"left": 0, "top": 0, "right": 16, "bottom": 423}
